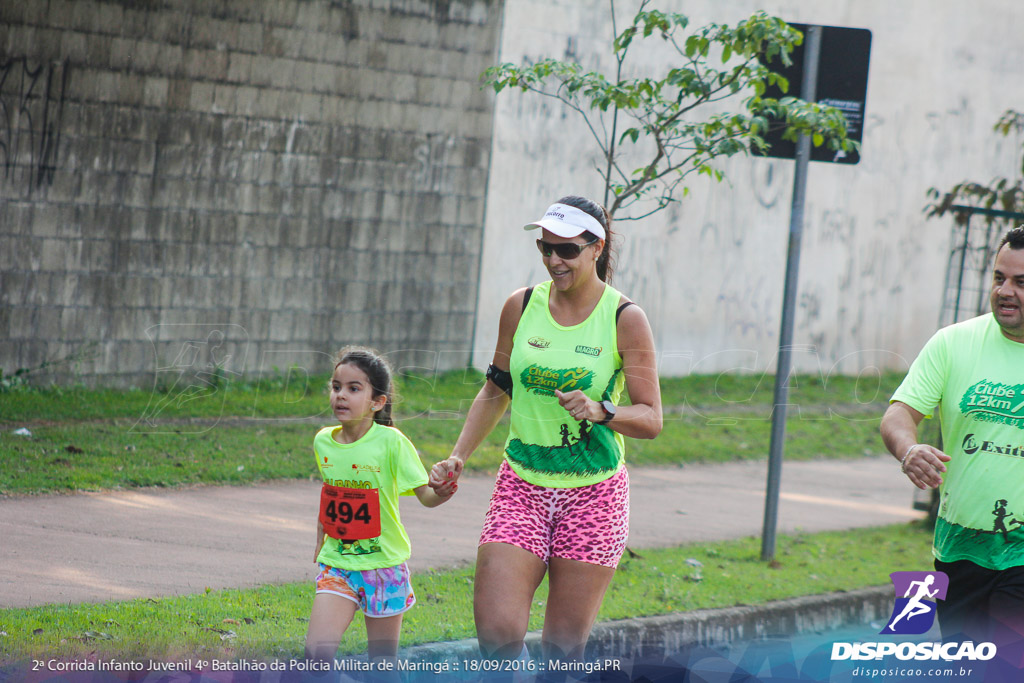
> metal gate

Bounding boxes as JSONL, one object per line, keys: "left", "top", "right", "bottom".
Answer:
{"left": 940, "top": 204, "right": 1024, "bottom": 326}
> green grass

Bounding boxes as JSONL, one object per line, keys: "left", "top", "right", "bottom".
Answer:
{"left": 659, "top": 369, "right": 902, "bottom": 410}
{"left": 0, "top": 371, "right": 905, "bottom": 495}
{"left": 1, "top": 368, "right": 902, "bottom": 423}
{"left": 0, "top": 368, "right": 489, "bottom": 424}
{"left": 0, "top": 523, "right": 931, "bottom": 663}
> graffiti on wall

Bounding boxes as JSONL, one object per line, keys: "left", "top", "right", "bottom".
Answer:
{"left": 412, "top": 133, "right": 455, "bottom": 193}
{"left": 0, "top": 56, "right": 70, "bottom": 192}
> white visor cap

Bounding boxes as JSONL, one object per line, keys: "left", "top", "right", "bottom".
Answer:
{"left": 523, "top": 203, "right": 606, "bottom": 240}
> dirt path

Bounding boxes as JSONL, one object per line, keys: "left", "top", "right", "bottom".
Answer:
{"left": 0, "top": 456, "right": 922, "bottom": 608}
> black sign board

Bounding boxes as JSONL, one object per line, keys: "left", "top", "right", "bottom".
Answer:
{"left": 759, "top": 24, "right": 872, "bottom": 164}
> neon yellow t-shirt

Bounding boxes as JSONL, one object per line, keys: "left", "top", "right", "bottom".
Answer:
{"left": 504, "top": 280, "right": 626, "bottom": 488}
{"left": 891, "top": 313, "right": 1024, "bottom": 570}
{"left": 313, "top": 422, "right": 428, "bottom": 570}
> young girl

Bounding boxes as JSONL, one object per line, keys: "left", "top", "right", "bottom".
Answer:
{"left": 305, "top": 346, "right": 455, "bottom": 663}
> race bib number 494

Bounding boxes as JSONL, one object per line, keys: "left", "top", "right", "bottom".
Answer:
{"left": 319, "top": 484, "right": 381, "bottom": 540}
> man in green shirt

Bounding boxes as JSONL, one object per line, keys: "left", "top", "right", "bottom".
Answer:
{"left": 881, "top": 226, "right": 1024, "bottom": 643}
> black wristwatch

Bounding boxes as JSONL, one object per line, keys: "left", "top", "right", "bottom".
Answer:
{"left": 597, "top": 400, "right": 616, "bottom": 426}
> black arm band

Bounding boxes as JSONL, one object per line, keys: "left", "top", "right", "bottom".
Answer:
{"left": 485, "top": 364, "right": 513, "bottom": 398}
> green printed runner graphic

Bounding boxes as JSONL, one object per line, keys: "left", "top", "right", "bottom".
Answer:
{"left": 506, "top": 423, "right": 619, "bottom": 478}
{"left": 520, "top": 365, "right": 594, "bottom": 396}
{"left": 935, "top": 511, "right": 1024, "bottom": 570}
{"left": 959, "top": 380, "right": 1024, "bottom": 429}
{"left": 335, "top": 538, "right": 381, "bottom": 556}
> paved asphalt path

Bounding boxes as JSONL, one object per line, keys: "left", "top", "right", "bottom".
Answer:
{"left": 0, "top": 457, "right": 923, "bottom": 608}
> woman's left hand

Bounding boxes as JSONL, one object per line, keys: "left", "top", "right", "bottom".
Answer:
{"left": 429, "top": 456, "right": 463, "bottom": 491}
{"left": 554, "top": 389, "right": 599, "bottom": 422}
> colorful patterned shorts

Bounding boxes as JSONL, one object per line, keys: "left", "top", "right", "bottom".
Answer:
{"left": 479, "top": 460, "right": 630, "bottom": 568}
{"left": 315, "top": 562, "right": 416, "bottom": 618}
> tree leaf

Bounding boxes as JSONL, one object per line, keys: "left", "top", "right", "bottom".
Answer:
{"left": 620, "top": 128, "right": 641, "bottom": 144}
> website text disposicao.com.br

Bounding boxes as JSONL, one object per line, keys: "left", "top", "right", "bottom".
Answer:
{"left": 851, "top": 665, "right": 978, "bottom": 678}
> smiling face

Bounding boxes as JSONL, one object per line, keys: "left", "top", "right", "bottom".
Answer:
{"left": 539, "top": 229, "right": 603, "bottom": 292}
{"left": 329, "top": 362, "right": 386, "bottom": 427}
{"left": 991, "top": 244, "right": 1024, "bottom": 343}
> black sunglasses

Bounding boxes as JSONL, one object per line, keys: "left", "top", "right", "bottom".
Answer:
{"left": 536, "top": 238, "right": 598, "bottom": 260}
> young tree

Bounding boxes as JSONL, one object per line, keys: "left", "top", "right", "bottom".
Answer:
{"left": 484, "top": 1, "right": 857, "bottom": 219}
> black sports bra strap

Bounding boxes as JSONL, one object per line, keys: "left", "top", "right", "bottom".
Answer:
{"left": 521, "top": 286, "right": 534, "bottom": 313}
{"left": 616, "top": 301, "right": 636, "bottom": 323}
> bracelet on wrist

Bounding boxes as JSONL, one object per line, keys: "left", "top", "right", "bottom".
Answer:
{"left": 900, "top": 444, "right": 922, "bottom": 473}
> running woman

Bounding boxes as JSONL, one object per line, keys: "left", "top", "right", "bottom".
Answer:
{"left": 429, "top": 195, "right": 663, "bottom": 662}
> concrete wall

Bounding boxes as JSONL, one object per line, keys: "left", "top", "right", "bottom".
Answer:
{"left": 0, "top": 0, "right": 500, "bottom": 386}
{"left": 474, "top": 0, "right": 1024, "bottom": 378}
{"left": 5, "top": 0, "right": 1023, "bottom": 387}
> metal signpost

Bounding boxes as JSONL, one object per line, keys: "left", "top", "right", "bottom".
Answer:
{"left": 758, "top": 24, "right": 872, "bottom": 562}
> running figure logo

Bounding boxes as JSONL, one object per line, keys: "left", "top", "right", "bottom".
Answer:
{"left": 881, "top": 571, "right": 949, "bottom": 635}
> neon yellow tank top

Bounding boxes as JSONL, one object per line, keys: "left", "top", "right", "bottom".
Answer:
{"left": 504, "top": 280, "right": 626, "bottom": 487}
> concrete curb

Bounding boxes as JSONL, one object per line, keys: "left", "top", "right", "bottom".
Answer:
{"left": 401, "top": 586, "right": 892, "bottom": 662}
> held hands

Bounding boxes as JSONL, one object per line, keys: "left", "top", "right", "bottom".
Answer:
{"left": 901, "top": 444, "right": 951, "bottom": 490}
{"left": 428, "top": 456, "right": 463, "bottom": 497}
{"left": 554, "top": 389, "right": 599, "bottom": 422}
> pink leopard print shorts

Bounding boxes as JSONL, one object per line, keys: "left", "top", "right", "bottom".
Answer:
{"left": 479, "top": 460, "right": 629, "bottom": 568}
